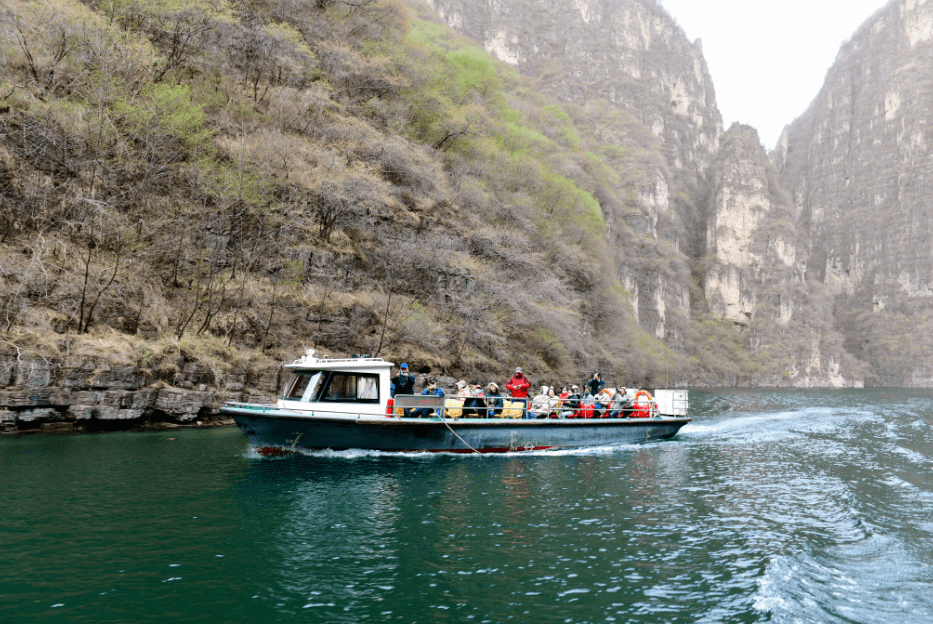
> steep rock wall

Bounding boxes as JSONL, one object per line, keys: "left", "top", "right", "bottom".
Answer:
{"left": 708, "top": 125, "right": 861, "bottom": 387}
{"left": 775, "top": 0, "right": 933, "bottom": 385}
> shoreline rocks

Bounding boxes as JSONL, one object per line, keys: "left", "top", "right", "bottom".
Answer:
{"left": 0, "top": 351, "right": 281, "bottom": 434}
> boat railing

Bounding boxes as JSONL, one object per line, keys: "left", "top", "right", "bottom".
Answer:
{"left": 389, "top": 395, "right": 667, "bottom": 420}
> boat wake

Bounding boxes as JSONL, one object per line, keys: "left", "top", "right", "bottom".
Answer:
{"left": 242, "top": 442, "right": 646, "bottom": 460}
{"left": 754, "top": 534, "right": 933, "bottom": 623}
{"left": 680, "top": 406, "right": 877, "bottom": 445}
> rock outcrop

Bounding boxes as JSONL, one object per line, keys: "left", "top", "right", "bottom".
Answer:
{"left": 705, "top": 124, "right": 861, "bottom": 387}
{"left": 0, "top": 351, "right": 282, "bottom": 433}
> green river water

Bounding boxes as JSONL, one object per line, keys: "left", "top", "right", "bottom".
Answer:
{"left": 2, "top": 388, "right": 933, "bottom": 623}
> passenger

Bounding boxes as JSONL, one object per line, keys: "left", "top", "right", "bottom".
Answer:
{"left": 530, "top": 386, "right": 551, "bottom": 419}
{"left": 585, "top": 372, "right": 604, "bottom": 397}
{"left": 607, "top": 387, "right": 628, "bottom": 418}
{"left": 462, "top": 380, "right": 486, "bottom": 418}
{"left": 579, "top": 392, "right": 599, "bottom": 418}
{"left": 556, "top": 386, "right": 570, "bottom": 419}
{"left": 506, "top": 367, "right": 531, "bottom": 418}
{"left": 547, "top": 386, "right": 561, "bottom": 418}
{"left": 411, "top": 378, "right": 444, "bottom": 419}
{"left": 595, "top": 387, "right": 613, "bottom": 418}
{"left": 562, "top": 384, "right": 581, "bottom": 418}
{"left": 619, "top": 386, "right": 637, "bottom": 418}
{"left": 486, "top": 382, "right": 504, "bottom": 418}
{"left": 391, "top": 362, "right": 416, "bottom": 417}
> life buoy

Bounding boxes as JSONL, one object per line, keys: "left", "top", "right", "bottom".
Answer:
{"left": 633, "top": 390, "right": 653, "bottom": 418}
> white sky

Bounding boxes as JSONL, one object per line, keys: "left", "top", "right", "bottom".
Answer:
{"left": 659, "top": 0, "right": 890, "bottom": 149}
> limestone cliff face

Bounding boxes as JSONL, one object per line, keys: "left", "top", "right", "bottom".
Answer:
{"left": 424, "top": 0, "right": 722, "bottom": 340}
{"left": 775, "top": 0, "right": 933, "bottom": 385}
{"left": 706, "top": 125, "right": 861, "bottom": 387}
{"left": 706, "top": 125, "right": 798, "bottom": 324}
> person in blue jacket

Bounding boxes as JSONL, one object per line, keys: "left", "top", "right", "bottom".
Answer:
{"left": 585, "top": 372, "right": 604, "bottom": 397}
{"left": 391, "top": 362, "right": 416, "bottom": 416}
{"left": 412, "top": 378, "right": 445, "bottom": 418}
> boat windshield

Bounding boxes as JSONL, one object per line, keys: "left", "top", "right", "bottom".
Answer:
{"left": 283, "top": 370, "right": 380, "bottom": 403}
{"left": 284, "top": 371, "right": 325, "bottom": 401}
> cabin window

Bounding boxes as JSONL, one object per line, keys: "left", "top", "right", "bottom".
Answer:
{"left": 319, "top": 373, "right": 380, "bottom": 403}
{"left": 284, "top": 371, "right": 324, "bottom": 402}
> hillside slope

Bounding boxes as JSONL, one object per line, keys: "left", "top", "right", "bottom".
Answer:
{"left": 0, "top": 0, "right": 708, "bottom": 412}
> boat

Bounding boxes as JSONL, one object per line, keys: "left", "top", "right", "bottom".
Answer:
{"left": 223, "top": 350, "right": 691, "bottom": 454}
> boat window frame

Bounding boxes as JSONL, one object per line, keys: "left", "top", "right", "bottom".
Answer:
{"left": 317, "top": 371, "right": 381, "bottom": 404}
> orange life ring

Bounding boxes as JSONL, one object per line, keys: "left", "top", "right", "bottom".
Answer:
{"left": 633, "top": 390, "right": 653, "bottom": 418}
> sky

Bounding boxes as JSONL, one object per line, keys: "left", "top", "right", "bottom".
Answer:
{"left": 658, "top": 0, "right": 891, "bottom": 149}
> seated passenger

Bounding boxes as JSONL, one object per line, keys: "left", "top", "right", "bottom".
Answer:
{"left": 486, "top": 382, "right": 504, "bottom": 418}
{"left": 562, "top": 385, "right": 581, "bottom": 418}
{"left": 595, "top": 388, "right": 613, "bottom": 418}
{"left": 547, "top": 386, "right": 561, "bottom": 418}
{"left": 462, "top": 381, "right": 487, "bottom": 418}
{"left": 619, "top": 386, "right": 637, "bottom": 417}
{"left": 578, "top": 393, "right": 598, "bottom": 418}
{"left": 607, "top": 387, "right": 629, "bottom": 418}
{"left": 530, "top": 386, "right": 551, "bottom": 419}
{"left": 411, "top": 378, "right": 444, "bottom": 418}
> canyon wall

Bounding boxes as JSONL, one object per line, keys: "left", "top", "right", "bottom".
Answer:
{"left": 774, "top": 0, "right": 933, "bottom": 385}
{"left": 708, "top": 124, "right": 859, "bottom": 387}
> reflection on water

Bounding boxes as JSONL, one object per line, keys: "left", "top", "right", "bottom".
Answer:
{"left": 2, "top": 389, "right": 933, "bottom": 623}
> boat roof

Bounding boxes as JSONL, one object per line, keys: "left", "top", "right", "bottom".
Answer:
{"left": 284, "top": 349, "right": 394, "bottom": 371}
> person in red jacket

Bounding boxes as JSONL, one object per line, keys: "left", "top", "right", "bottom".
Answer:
{"left": 506, "top": 367, "right": 531, "bottom": 419}
{"left": 506, "top": 367, "right": 531, "bottom": 398}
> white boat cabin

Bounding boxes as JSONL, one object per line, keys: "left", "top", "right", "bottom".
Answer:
{"left": 277, "top": 350, "right": 393, "bottom": 418}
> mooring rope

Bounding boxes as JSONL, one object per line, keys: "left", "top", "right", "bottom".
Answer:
{"left": 437, "top": 414, "right": 480, "bottom": 454}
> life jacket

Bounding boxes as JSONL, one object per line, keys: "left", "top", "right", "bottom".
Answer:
{"left": 575, "top": 404, "right": 595, "bottom": 419}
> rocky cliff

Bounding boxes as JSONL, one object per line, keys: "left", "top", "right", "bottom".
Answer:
{"left": 707, "top": 124, "right": 860, "bottom": 387}
{"left": 774, "top": 0, "right": 933, "bottom": 386}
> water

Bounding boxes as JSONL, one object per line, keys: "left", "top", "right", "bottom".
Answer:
{"left": 2, "top": 389, "right": 933, "bottom": 623}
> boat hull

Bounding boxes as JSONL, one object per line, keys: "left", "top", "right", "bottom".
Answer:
{"left": 224, "top": 406, "right": 691, "bottom": 453}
